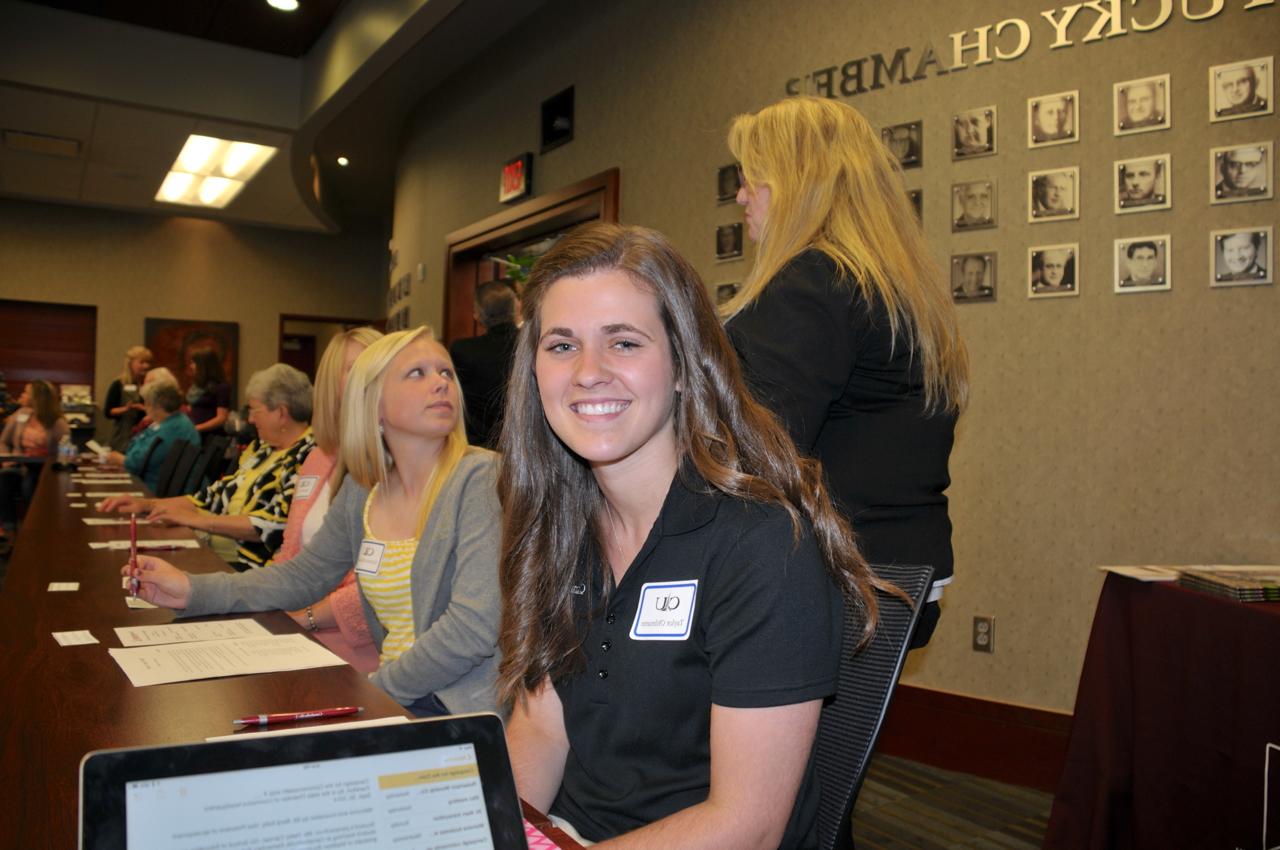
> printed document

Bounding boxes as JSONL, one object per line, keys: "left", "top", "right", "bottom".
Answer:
{"left": 109, "top": 634, "right": 345, "bottom": 687}
{"left": 115, "top": 618, "right": 271, "bottom": 647}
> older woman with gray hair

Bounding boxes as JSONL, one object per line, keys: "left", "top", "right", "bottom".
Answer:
{"left": 102, "top": 381, "right": 199, "bottom": 492}
{"left": 99, "top": 363, "right": 316, "bottom": 569}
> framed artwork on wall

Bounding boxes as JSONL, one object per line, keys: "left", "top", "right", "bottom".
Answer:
{"left": 1208, "top": 57, "right": 1273, "bottom": 122}
{"left": 1210, "top": 142, "right": 1272, "bottom": 204}
{"left": 1029, "top": 167, "right": 1080, "bottom": 222}
{"left": 1210, "top": 227, "right": 1272, "bottom": 287}
{"left": 1028, "top": 244, "right": 1080, "bottom": 298}
{"left": 1028, "top": 90, "right": 1079, "bottom": 147}
{"left": 1113, "top": 74, "right": 1170, "bottom": 136}
{"left": 143, "top": 318, "right": 239, "bottom": 405}
{"left": 1114, "top": 235, "right": 1172, "bottom": 293}
{"left": 951, "top": 253, "right": 996, "bottom": 302}
{"left": 953, "top": 106, "right": 997, "bottom": 159}
{"left": 1114, "top": 155, "right": 1172, "bottom": 214}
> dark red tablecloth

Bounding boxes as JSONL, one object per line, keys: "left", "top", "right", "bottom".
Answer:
{"left": 1045, "top": 573, "right": 1280, "bottom": 849}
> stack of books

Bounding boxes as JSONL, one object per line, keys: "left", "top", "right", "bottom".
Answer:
{"left": 1178, "top": 567, "right": 1280, "bottom": 603}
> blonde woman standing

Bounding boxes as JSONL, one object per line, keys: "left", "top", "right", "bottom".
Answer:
{"left": 725, "top": 96, "right": 969, "bottom": 646}
{"left": 124, "top": 328, "right": 502, "bottom": 715}
{"left": 103, "top": 345, "right": 152, "bottom": 451}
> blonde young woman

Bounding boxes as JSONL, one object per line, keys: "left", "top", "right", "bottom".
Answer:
{"left": 103, "top": 345, "right": 153, "bottom": 451}
{"left": 275, "top": 327, "right": 384, "bottom": 672}
{"left": 124, "top": 328, "right": 502, "bottom": 715}
{"left": 725, "top": 96, "right": 969, "bottom": 646}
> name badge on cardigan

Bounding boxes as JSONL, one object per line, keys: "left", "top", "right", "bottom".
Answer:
{"left": 294, "top": 475, "right": 320, "bottom": 501}
{"left": 15, "top": 412, "right": 30, "bottom": 423}
{"left": 630, "top": 580, "right": 698, "bottom": 641}
{"left": 354, "top": 540, "right": 386, "bottom": 576}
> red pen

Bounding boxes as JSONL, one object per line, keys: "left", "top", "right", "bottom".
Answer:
{"left": 233, "top": 706, "right": 363, "bottom": 727}
{"left": 128, "top": 512, "right": 139, "bottom": 597}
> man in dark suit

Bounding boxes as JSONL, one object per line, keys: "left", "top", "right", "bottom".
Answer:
{"left": 449, "top": 280, "right": 520, "bottom": 448}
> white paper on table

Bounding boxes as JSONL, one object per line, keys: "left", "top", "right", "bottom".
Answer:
{"left": 48, "top": 582, "right": 80, "bottom": 591}
{"left": 108, "top": 634, "right": 346, "bottom": 687}
{"left": 84, "top": 491, "right": 145, "bottom": 497}
{"left": 65, "top": 492, "right": 83, "bottom": 497}
{"left": 1098, "top": 565, "right": 1179, "bottom": 581}
{"left": 83, "top": 517, "right": 152, "bottom": 526}
{"left": 53, "top": 630, "right": 99, "bottom": 646}
{"left": 205, "top": 715, "right": 409, "bottom": 742}
{"left": 114, "top": 618, "right": 271, "bottom": 647}
{"left": 125, "top": 596, "right": 158, "bottom": 609}
{"left": 69, "top": 502, "right": 88, "bottom": 508}
{"left": 89, "top": 539, "right": 199, "bottom": 551}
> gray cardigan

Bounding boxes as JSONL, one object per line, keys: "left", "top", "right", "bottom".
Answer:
{"left": 184, "top": 449, "right": 502, "bottom": 714}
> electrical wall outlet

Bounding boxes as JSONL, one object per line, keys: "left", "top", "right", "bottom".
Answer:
{"left": 972, "top": 615, "right": 995, "bottom": 653}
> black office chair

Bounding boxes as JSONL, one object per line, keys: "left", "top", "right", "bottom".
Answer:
{"left": 184, "top": 436, "right": 230, "bottom": 494}
{"left": 133, "top": 438, "right": 164, "bottom": 487}
{"left": 815, "top": 562, "right": 935, "bottom": 850}
{"left": 156, "top": 441, "right": 200, "bottom": 498}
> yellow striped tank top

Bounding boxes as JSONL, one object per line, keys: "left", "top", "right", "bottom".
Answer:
{"left": 357, "top": 484, "right": 420, "bottom": 665}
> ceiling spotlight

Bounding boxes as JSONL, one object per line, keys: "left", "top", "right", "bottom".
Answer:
{"left": 337, "top": 156, "right": 350, "bottom": 167}
{"left": 267, "top": 0, "right": 299, "bottom": 11}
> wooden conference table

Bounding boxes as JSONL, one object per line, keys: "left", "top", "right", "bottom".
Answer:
{"left": 0, "top": 463, "right": 583, "bottom": 850}
{"left": 1044, "top": 573, "right": 1280, "bottom": 848}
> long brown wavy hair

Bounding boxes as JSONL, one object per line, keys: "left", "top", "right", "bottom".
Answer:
{"left": 496, "top": 223, "right": 890, "bottom": 708}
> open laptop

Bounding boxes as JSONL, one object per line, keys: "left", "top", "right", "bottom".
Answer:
{"left": 80, "top": 713, "right": 527, "bottom": 849}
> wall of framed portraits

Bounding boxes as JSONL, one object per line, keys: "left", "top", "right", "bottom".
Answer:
{"left": 388, "top": 0, "right": 1278, "bottom": 714}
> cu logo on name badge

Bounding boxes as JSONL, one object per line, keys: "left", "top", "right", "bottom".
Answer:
{"left": 630, "top": 580, "right": 698, "bottom": 641}
{"left": 354, "top": 539, "right": 386, "bottom": 576}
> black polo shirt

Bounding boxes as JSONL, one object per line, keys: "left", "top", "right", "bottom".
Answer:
{"left": 549, "top": 473, "right": 842, "bottom": 849}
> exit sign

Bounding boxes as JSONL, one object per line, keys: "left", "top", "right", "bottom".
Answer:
{"left": 499, "top": 152, "right": 532, "bottom": 203}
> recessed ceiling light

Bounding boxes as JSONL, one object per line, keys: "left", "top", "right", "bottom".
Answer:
{"left": 155, "top": 134, "right": 278, "bottom": 208}
{"left": 266, "top": 0, "right": 299, "bottom": 11}
{"left": 337, "top": 156, "right": 350, "bottom": 167}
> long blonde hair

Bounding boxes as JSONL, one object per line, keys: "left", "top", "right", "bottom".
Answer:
{"left": 313, "top": 327, "right": 384, "bottom": 493}
{"left": 118, "top": 345, "right": 153, "bottom": 384}
{"left": 340, "top": 326, "right": 470, "bottom": 531}
{"left": 725, "top": 96, "right": 968, "bottom": 413}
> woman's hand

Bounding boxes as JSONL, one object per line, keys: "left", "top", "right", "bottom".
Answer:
{"left": 121, "top": 554, "right": 192, "bottom": 609}
{"left": 148, "top": 499, "right": 202, "bottom": 528}
{"left": 97, "top": 495, "right": 152, "bottom": 513}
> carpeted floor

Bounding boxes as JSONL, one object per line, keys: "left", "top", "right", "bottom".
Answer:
{"left": 851, "top": 754, "right": 1053, "bottom": 849}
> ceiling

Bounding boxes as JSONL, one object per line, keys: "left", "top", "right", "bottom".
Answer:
{"left": 23, "top": 0, "right": 346, "bottom": 58}
{"left": 0, "top": 0, "right": 547, "bottom": 235}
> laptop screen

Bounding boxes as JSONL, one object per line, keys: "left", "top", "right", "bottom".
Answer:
{"left": 81, "top": 714, "right": 527, "bottom": 850}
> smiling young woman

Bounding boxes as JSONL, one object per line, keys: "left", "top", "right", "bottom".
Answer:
{"left": 497, "top": 222, "right": 889, "bottom": 849}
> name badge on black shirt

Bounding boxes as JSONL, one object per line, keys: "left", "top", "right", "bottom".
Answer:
{"left": 630, "top": 580, "right": 698, "bottom": 641}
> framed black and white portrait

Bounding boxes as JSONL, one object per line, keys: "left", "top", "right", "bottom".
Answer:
{"left": 951, "top": 253, "right": 997, "bottom": 302}
{"left": 1029, "top": 243, "right": 1079, "bottom": 298}
{"left": 715, "top": 282, "right": 739, "bottom": 305}
{"left": 1209, "top": 57, "right": 1273, "bottom": 122}
{"left": 906, "top": 189, "right": 923, "bottom": 221}
{"left": 953, "top": 106, "right": 996, "bottom": 159}
{"left": 717, "top": 164, "right": 741, "bottom": 204}
{"left": 1210, "top": 227, "right": 1272, "bottom": 287}
{"left": 1211, "top": 142, "right": 1273, "bottom": 204}
{"left": 1029, "top": 167, "right": 1079, "bottom": 222}
{"left": 952, "top": 180, "right": 996, "bottom": 232}
{"left": 881, "top": 121, "right": 922, "bottom": 169}
{"left": 715, "top": 223, "right": 743, "bottom": 261}
{"left": 1114, "top": 155, "right": 1172, "bottom": 214}
{"left": 1114, "top": 74, "right": 1170, "bottom": 136}
{"left": 1028, "top": 90, "right": 1079, "bottom": 147}
{"left": 1114, "top": 236, "right": 1171, "bottom": 293}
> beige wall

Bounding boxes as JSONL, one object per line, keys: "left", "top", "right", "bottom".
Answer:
{"left": 0, "top": 198, "right": 385, "bottom": 432}
{"left": 390, "top": 0, "right": 1280, "bottom": 711}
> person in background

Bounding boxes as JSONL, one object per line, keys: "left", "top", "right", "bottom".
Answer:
{"left": 186, "top": 347, "right": 230, "bottom": 438}
{"left": 0, "top": 380, "right": 71, "bottom": 542}
{"left": 99, "top": 364, "right": 314, "bottom": 569}
{"left": 277, "top": 327, "right": 384, "bottom": 673}
{"left": 499, "top": 223, "right": 886, "bottom": 848}
{"left": 449, "top": 280, "right": 521, "bottom": 448}
{"left": 103, "top": 345, "right": 152, "bottom": 451}
{"left": 726, "top": 96, "right": 969, "bottom": 647}
{"left": 101, "top": 382, "right": 199, "bottom": 491}
{"left": 124, "top": 328, "right": 502, "bottom": 716}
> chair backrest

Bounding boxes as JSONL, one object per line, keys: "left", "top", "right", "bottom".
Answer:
{"left": 150, "top": 440, "right": 195, "bottom": 498}
{"left": 134, "top": 438, "right": 164, "bottom": 484}
{"left": 157, "top": 441, "right": 202, "bottom": 498}
{"left": 184, "top": 436, "right": 231, "bottom": 494}
{"left": 815, "top": 562, "right": 936, "bottom": 850}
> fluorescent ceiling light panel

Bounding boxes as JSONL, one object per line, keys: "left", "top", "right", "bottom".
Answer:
{"left": 155, "top": 134, "right": 277, "bottom": 208}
